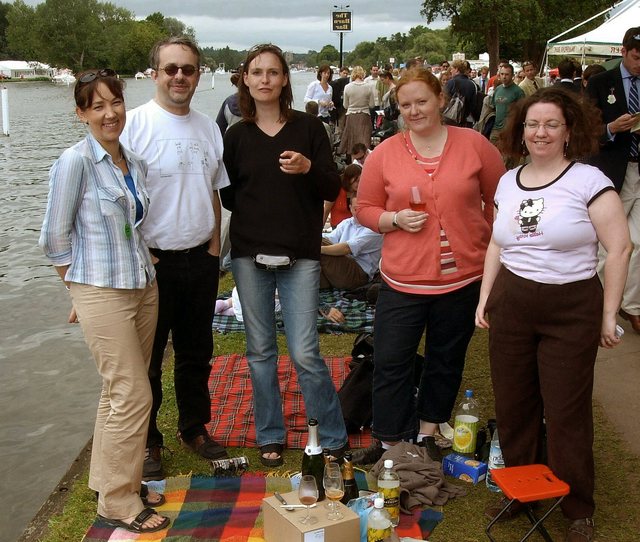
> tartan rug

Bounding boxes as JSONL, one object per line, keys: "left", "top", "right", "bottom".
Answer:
{"left": 212, "top": 289, "right": 375, "bottom": 335}
{"left": 207, "top": 355, "right": 373, "bottom": 450}
{"left": 82, "top": 475, "right": 442, "bottom": 541}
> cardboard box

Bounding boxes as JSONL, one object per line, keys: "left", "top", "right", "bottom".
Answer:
{"left": 263, "top": 490, "right": 360, "bottom": 542}
{"left": 443, "top": 453, "right": 488, "bottom": 484}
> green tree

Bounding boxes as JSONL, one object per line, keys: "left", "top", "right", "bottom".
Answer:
{"left": 420, "top": 0, "right": 614, "bottom": 73}
{"left": 0, "top": 1, "right": 10, "bottom": 59}
{"left": 110, "top": 20, "right": 164, "bottom": 73}
{"left": 316, "top": 44, "right": 339, "bottom": 66}
{"left": 5, "top": 0, "right": 39, "bottom": 60}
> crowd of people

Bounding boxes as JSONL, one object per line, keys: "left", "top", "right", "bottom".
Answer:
{"left": 37, "top": 26, "right": 640, "bottom": 541}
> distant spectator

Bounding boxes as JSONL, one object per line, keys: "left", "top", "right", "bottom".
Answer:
{"left": 320, "top": 196, "right": 383, "bottom": 290}
{"left": 304, "top": 64, "right": 334, "bottom": 123}
{"left": 556, "top": 59, "right": 579, "bottom": 93}
{"left": 338, "top": 66, "right": 375, "bottom": 156}
{"left": 519, "top": 60, "right": 545, "bottom": 97}
{"left": 351, "top": 142, "right": 371, "bottom": 165}
{"left": 581, "top": 63, "right": 606, "bottom": 90}
{"left": 216, "top": 71, "right": 242, "bottom": 135}
{"left": 323, "top": 163, "right": 362, "bottom": 229}
{"left": 330, "top": 66, "right": 350, "bottom": 134}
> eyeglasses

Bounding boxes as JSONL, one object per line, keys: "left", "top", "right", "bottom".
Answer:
{"left": 158, "top": 64, "right": 198, "bottom": 77}
{"left": 249, "top": 43, "right": 283, "bottom": 54}
{"left": 523, "top": 121, "right": 566, "bottom": 131}
{"left": 79, "top": 69, "right": 117, "bottom": 83}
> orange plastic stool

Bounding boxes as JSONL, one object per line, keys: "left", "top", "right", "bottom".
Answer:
{"left": 486, "top": 464, "right": 570, "bottom": 542}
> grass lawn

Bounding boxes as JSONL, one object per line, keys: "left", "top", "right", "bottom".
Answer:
{"left": 40, "top": 275, "right": 640, "bottom": 541}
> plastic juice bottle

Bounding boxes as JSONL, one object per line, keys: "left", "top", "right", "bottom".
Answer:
{"left": 452, "top": 389, "right": 480, "bottom": 454}
{"left": 486, "top": 428, "right": 505, "bottom": 492}
{"left": 377, "top": 459, "right": 400, "bottom": 526}
{"left": 367, "top": 497, "right": 392, "bottom": 542}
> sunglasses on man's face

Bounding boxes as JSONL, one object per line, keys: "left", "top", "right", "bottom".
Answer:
{"left": 158, "top": 64, "right": 198, "bottom": 77}
{"left": 79, "top": 69, "right": 117, "bottom": 83}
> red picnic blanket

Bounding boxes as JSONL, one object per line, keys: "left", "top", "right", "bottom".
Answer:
{"left": 207, "top": 354, "right": 373, "bottom": 449}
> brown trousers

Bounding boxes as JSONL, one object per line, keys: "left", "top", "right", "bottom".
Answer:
{"left": 71, "top": 282, "right": 158, "bottom": 519}
{"left": 486, "top": 267, "right": 602, "bottom": 520}
{"left": 319, "top": 252, "right": 368, "bottom": 290}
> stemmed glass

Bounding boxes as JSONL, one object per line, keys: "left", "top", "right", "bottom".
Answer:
{"left": 323, "top": 462, "right": 345, "bottom": 520}
{"left": 298, "top": 475, "right": 319, "bottom": 525}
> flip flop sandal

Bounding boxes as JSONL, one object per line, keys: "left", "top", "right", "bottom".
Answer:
{"left": 260, "top": 443, "right": 284, "bottom": 467}
{"left": 98, "top": 507, "right": 170, "bottom": 533}
{"left": 140, "top": 484, "right": 166, "bottom": 507}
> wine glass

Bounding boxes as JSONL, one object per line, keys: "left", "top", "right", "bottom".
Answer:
{"left": 410, "top": 185, "right": 426, "bottom": 212}
{"left": 323, "top": 462, "right": 345, "bottom": 520}
{"left": 298, "top": 475, "right": 319, "bottom": 525}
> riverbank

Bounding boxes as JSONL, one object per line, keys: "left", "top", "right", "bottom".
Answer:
{"left": 18, "top": 317, "right": 640, "bottom": 541}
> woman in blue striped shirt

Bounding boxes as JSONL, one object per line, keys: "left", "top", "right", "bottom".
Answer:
{"left": 39, "top": 70, "right": 169, "bottom": 534}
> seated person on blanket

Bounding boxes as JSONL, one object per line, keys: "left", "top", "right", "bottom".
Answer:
{"left": 320, "top": 196, "right": 383, "bottom": 291}
{"left": 215, "top": 286, "right": 280, "bottom": 322}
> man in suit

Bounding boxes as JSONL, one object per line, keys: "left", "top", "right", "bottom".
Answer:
{"left": 555, "top": 58, "right": 580, "bottom": 93}
{"left": 519, "top": 60, "right": 545, "bottom": 96}
{"left": 587, "top": 26, "right": 640, "bottom": 334}
{"left": 330, "top": 66, "right": 350, "bottom": 135}
{"left": 474, "top": 66, "right": 490, "bottom": 93}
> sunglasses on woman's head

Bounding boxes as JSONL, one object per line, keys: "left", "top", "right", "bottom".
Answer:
{"left": 79, "top": 69, "right": 118, "bottom": 83}
{"left": 157, "top": 64, "right": 198, "bottom": 77}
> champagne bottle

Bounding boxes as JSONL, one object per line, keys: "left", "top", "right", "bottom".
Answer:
{"left": 341, "top": 451, "right": 359, "bottom": 504}
{"left": 301, "top": 418, "right": 325, "bottom": 500}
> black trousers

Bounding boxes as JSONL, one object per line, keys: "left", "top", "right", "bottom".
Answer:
{"left": 147, "top": 245, "right": 219, "bottom": 446}
{"left": 487, "top": 267, "right": 602, "bottom": 520}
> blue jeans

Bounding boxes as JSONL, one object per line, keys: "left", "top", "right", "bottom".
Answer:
{"left": 372, "top": 281, "right": 480, "bottom": 442}
{"left": 232, "top": 257, "right": 348, "bottom": 449}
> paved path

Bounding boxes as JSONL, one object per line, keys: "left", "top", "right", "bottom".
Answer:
{"left": 594, "top": 317, "right": 640, "bottom": 457}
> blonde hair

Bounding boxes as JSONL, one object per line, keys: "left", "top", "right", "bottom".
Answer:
{"left": 351, "top": 66, "right": 365, "bottom": 81}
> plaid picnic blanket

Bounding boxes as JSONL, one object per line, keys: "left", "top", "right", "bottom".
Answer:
{"left": 82, "top": 475, "right": 442, "bottom": 541}
{"left": 212, "top": 289, "right": 375, "bottom": 334}
{"left": 207, "top": 355, "right": 373, "bottom": 450}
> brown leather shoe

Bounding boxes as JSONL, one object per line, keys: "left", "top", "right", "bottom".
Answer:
{"left": 178, "top": 432, "right": 228, "bottom": 460}
{"left": 619, "top": 309, "right": 640, "bottom": 334}
{"left": 484, "top": 497, "right": 526, "bottom": 521}
{"left": 566, "top": 518, "right": 594, "bottom": 542}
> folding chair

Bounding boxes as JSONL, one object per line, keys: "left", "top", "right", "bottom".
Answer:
{"left": 486, "top": 464, "right": 570, "bottom": 542}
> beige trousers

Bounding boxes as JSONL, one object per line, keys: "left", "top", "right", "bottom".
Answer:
{"left": 618, "top": 162, "right": 640, "bottom": 314}
{"left": 598, "top": 162, "right": 640, "bottom": 314}
{"left": 70, "top": 282, "right": 158, "bottom": 519}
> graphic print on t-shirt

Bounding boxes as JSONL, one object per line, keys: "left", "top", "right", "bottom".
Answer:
{"left": 516, "top": 197, "right": 544, "bottom": 235}
{"left": 155, "top": 139, "right": 212, "bottom": 177}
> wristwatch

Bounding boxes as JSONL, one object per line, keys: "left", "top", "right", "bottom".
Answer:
{"left": 392, "top": 212, "right": 399, "bottom": 228}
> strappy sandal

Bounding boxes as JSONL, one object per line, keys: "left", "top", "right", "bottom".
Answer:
{"left": 260, "top": 443, "right": 284, "bottom": 467}
{"left": 98, "top": 507, "right": 170, "bottom": 533}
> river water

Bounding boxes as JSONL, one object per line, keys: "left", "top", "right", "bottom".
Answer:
{"left": 0, "top": 71, "right": 316, "bottom": 542}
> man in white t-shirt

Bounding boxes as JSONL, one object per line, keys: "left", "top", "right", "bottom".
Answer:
{"left": 121, "top": 36, "right": 230, "bottom": 480}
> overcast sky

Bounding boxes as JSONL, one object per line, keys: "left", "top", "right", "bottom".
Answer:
{"left": 20, "top": 0, "right": 448, "bottom": 53}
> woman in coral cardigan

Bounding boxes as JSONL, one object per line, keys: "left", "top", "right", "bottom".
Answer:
{"left": 353, "top": 67, "right": 505, "bottom": 465}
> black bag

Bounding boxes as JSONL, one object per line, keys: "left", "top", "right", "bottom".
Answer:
{"left": 338, "top": 333, "right": 374, "bottom": 433}
{"left": 383, "top": 101, "right": 399, "bottom": 121}
{"left": 337, "top": 332, "right": 425, "bottom": 433}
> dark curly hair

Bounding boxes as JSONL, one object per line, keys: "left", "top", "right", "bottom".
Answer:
{"left": 499, "top": 87, "right": 602, "bottom": 161}
{"left": 238, "top": 44, "right": 294, "bottom": 123}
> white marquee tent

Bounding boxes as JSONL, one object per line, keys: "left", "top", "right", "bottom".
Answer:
{"left": 547, "top": 0, "right": 639, "bottom": 58}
